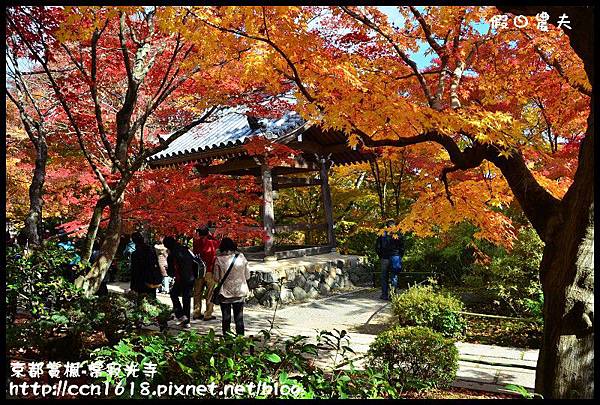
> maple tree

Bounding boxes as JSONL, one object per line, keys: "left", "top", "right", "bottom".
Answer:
{"left": 170, "top": 6, "right": 592, "bottom": 398}
{"left": 5, "top": 6, "right": 269, "bottom": 295}
{"left": 120, "top": 166, "right": 265, "bottom": 242}
{"left": 6, "top": 101, "right": 31, "bottom": 223}
{"left": 6, "top": 32, "right": 56, "bottom": 247}
{"left": 6, "top": 99, "right": 100, "bottom": 237}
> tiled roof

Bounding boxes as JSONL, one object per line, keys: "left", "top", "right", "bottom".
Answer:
{"left": 148, "top": 106, "right": 305, "bottom": 164}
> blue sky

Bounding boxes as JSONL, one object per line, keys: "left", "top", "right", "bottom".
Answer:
{"left": 8, "top": 7, "right": 491, "bottom": 79}
{"left": 377, "top": 6, "right": 434, "bottom": 68}
{"left": 377, "top": 6, "right": 491, "bottom": 69}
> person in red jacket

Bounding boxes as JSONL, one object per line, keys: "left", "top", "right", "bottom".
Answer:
{"left": 192, "top": 225, "right": 220, "bottom": 321}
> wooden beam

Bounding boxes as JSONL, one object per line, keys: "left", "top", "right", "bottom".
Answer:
{"left": 216, "top": 168, "right": 262, "bottom": 177}
{"left": 197, "top": 158, "right": 259, "bottom": 176}
{"left": 288, "top": 139, "right": 351, "bottom": 155}
{"left": 149, "top": 146, "right": 247, "bottom": 168}
{"left": 280, "top": 158, "right": 321, "bottom": 171}
{"left": 261, "top": 162, "right": 276, "bottom": 259}
{"left": 320, "top": 158, "right": 337, "bottom": 249}
{"left": 197, "top": 156, "right": 319, "bottom": 177}
{"left": 274, "top": 222, "right": 327, "bottom": 233}
{"left": 272, "top": 166, "right": 320, "bottom": 176}
{"left": 273, "top": 177, "right": 322, "bottom": 190}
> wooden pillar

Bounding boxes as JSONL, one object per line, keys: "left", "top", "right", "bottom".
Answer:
{"left": 261, "top": 162, "right": 276, "bottom": 260}
{"left": 320, "top": 157, "right": 337, "bottom": 250}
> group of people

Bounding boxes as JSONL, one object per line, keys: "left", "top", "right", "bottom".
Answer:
{"left": 127, "top": 225, "right": 251, "bottom": 336}
{"left": 125, "top": 219, "right": 402, "bottom": 334}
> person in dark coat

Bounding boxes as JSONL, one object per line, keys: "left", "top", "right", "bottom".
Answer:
{"left": 130, "top": 232, "right": 161, "bottom": 299}
{"left": 375, "top": 220, "right": 405, "bottom": 300}
{"left": 163, "top": 236, "right": 197, "bottom": 328}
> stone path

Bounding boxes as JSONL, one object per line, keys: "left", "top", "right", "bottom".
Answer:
{"left": 108, "top": 283, "right": 537, "bottom": 394}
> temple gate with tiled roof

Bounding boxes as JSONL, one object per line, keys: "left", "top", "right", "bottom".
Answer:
{"left": 148, "top": 107, "right": 373, "bottom": 261}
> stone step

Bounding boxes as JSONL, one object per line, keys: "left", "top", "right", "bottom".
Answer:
{"left": 457, "top": 360, "right": 536, "bottom": 389}
{"left": 456, "top": 341, "right": 538, "bottom": 361}
{"left": 459, "top": 354, "right": 537, "bottom": 369}
{"left": 451, "top": 379, "right": 528, "bottom": 395}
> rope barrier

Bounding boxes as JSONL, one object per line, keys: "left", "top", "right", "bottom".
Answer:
{"left": 457, "top": 311, "right": 539, "bottom": 323}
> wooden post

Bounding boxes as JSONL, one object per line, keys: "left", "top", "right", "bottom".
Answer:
{"left": 261, "top": 162, "right": 276, "bottom": 260}
{"left": 320, "top": 157, "right": 336, "bottom": 250}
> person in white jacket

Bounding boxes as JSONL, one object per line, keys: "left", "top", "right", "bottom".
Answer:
{"left": 213, "top": 237, "right": 250, "bottom": 336}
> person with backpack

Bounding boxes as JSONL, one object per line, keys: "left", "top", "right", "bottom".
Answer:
{"left": 192, "top": 225, "right": 220, "bottom": 321}
{"left": 130, "top": 232, "right": 162, "bottom": 299}
{"left": 212, "top": 237, "right": 250, "bottom": 336}
{"left": 163, "top": 236, "right": 197, "bottom": 328}
{"left": 123, "top": 234, "right": 136, "bottom": 261}
{"left": 375, "top": 219, "right": 405, "bottom": 301}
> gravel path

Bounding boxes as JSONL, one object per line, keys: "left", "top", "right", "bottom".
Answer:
{"left": 109, "top": 283, "right": 538, "bottom": 394}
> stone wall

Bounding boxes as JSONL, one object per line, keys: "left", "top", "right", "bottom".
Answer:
{"left": 245, "top": 253, "right": 373, "bottom": 307}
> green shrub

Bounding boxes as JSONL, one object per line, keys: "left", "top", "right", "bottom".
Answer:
{"left": 368, "top": 326, "right": 459, "bottom": 391}
{"left": 463, "top": 227, "right": 544, "bottom": 319}
{"left": 337, "top": 225, "right": 379, "bottom": 272}
{"left": 7, "top": 310, "right": 95, "bottom": 360}
{"left": 391, "top": 284, "right": 466, "bottom": 338}
{"left": 92, "top": 328, "right": 401, "bottom": 399}
{"left": 6, "top": 243, "right": 101, "bottom": 358}
{"left": 402, "top": 222, "right": 477, "bottom": 283}
{"left": 6, "top": 242, "right": 89, "bottom": 322}
{"left": 6, "top": 242, "right": 170, "bottom": 355}
{"left": 91, "top": 329, "right": 316, "bottom": 398}
{"left": 338, "top": 226, "right": 377, "bottom": 255}
{"left": 95, "top": 292, "right": 172, "bottom": 345}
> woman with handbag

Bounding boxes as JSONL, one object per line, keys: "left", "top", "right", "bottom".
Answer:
{"left": 212, "top": 237, "right": 250, "bottom": 336}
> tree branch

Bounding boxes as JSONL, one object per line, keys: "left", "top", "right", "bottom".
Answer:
{"left": 129, "top": 105, "right": 219, "bottom": 175}
{"left": 440, "top": 165, "right": 460, "bottom": 206}
{"left": 188, "top": 9, "right": 318, "bottom": 104}
{"left": 408, "top": 6, "right": 444, "bottom": 57}
{"left": 119, "top": 12, "right": 133, "bottom": 83}
{"left": 89, "top": 19, "right": 120, "bottom": 169}
{"left": 7, "top": 15, "right": 113, "bottom": 196}
{"left": 525, "top": 32, "right": 591, "bottom": 97}
{"left": 340, "top": 6, "right": 435, "bottom": 107}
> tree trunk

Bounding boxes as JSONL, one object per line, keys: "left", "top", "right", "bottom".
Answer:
{"left": 75, "top": 196, "right": 124, "bottom": 296}
{"left": 81, "top": 195, "right": 110, "bottom": 262}
{"left": 261, "top": 163, "right": 275, "bottom": 259}
{"left": 320, "top": 158, "right": 336, "bottom": 249}
{"left": 370, "top": 160, "right": 386, "bottom": 219}
{"left": 537, "top": 204, "right": 594, "bottom": 398}
{"left": 534, "top": 97, "right": 594, "bottom": 399}
{"left": 492, "top": 7, "right": 594, "bottom": 398}
{"left": 24, "top": 137, "right": 48, "bottom": 247}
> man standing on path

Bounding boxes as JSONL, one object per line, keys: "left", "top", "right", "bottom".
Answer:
{"left": 192, "top": 225, "right": 220, "bottom": 321}
{"left": 375, "top": 219, "right": 405, "bottom": 301}
{"left": 164, "top": 236, "right": 197, "bottom": 328}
